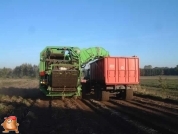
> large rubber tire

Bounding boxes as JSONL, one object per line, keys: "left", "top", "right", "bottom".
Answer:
{"left": 116, "top": 90, "right": 125, "bottom": 99}
{"left": 101, "top": 91, "right": 110, "bottom": 101}
{"left": 125, "top": 88, "right": 133, "bottom": 100}
{"left": 96, "top": 90, "right": 102, "bottom": 101}
{"left": 94, "top": 86, "right": 97, "bottom": 99}
{"left": 81, "top": 83, "right": 87, "bottom": 99}
{"left": 94, "top": 85, "right": 102, "bottom": 100}
{"left": 86, "top": 82, "right": 91, "bottom": 93}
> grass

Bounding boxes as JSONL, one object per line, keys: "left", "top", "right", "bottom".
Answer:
{"left": 135, "top": 76, "right": 178, "bottom": 100}
{"left": 0, "top": 78, "right": 38, "bottom": 88}
{"left": 140, "top": 76, "right": 178, "bottom": 90}
{"left": 140, "top": 75, "right": 178, "bottom": 79}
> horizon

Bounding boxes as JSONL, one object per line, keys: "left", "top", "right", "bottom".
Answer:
{"left": 0, "top": 62, "right": 177, "bottom": 70}
{"left": 0, "top": 0, "right": 178, "bottom": 68}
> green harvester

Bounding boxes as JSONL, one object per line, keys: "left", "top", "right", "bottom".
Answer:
{"left": 39, "top": 46, "right": 109, "bottom": 99}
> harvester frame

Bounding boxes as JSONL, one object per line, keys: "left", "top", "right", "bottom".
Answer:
{"left": 39, "top": 46, "right": 110, "bottom": 99}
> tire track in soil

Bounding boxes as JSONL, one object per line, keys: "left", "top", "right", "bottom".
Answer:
{"left": 0, "top": 97, "right": 38, "bottom": 134}
{"left": 134, "top": 94, "right": 178, "bottom": 106}
{"left": 118, "top": 98, "right": 178, "bottom": 122}
{"left": 68, "top": 98, "right": 107, "bottom": 134}
{"left": 73, "top": 98, "right": 123, "bottom": 134}
{"left": 117, "top": 99, "right": 178, "bottom": 119}
{"left": 133, "top": 96, "right": 178, "bottom": 113}
{"left": 22, "top": 98, "right": 53, "bottom": 134}
{"left": 49, "top": 98, "right": 125, "bottom": 134}
{"left": 21, "top": 97, "right": 79, "bottom": 134}
{"left": 17, "top": 94, "right": 178, "bottom": 134}
{"left": 19, "top": 96, "right": 125, "bottom": 134}
{"left": 58, "top": 97, "right": 123, "bottom": 134}
{"left": 54, "top": 97, "right": 82, "bottom": 134}
{"left": 128, "top": 100, "right": 178, "bottom": 117}
{"left": 81, "top": 99, "right": 156, "bottom": 134}
{"left": 108, "top": 99, "right": 178, "bottom": 134}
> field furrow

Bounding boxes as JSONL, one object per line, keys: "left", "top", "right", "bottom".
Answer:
{"left": 1, "top": 78, "right": 178, "bottom": 134}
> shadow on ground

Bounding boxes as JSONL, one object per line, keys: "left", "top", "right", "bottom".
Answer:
{"left": 134, "top": 92, "right": 178, "bottom": 105}
{"left": 0, "top": 87, "right": 43, "bottom": 99}
{"left": 1, "top": 87, "right": 178, "bottom": 134}
{"left": 0, "top": 95, "right": 134, "bottom": 134}
{"left": 0, "top": 87, "right": 135, "bottom": 134}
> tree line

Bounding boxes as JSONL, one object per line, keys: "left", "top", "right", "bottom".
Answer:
{"left": 140, "top": 65, "right": 178, "bottom": 76}
{"left": 0, "top": 63, "right": 39, "bottom": 78}
{"left": 0, "top": 64, "right": 178, "bottom": 78}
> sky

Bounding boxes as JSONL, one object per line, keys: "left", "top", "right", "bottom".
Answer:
{"left": 0, "top": 0, "right": 178, "bottom": 68}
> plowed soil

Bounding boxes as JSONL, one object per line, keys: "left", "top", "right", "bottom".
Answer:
{"left": 0, "top": 79, "right": 178, "bottom": 134}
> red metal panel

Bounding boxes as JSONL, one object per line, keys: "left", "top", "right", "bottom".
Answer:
{"left": 105, "top": 57, "right": 116, "bottom": 84}
{"left": 90, "top": 56, "right": 139, "bottom": 85}
{"left": 117, "top": 58, "right": 127, "bottom": 83}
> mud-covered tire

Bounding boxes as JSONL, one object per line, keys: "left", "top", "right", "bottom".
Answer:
{"left": 125, "top": 89, "right": 133, "bottom": 100}
{"left": 94, "top": 85, "right": 102, "bottom": 100}
{"left": 86, "top": 82, "right": 91, "bottom": 93}
{"left": 101, "top": 91, "right": 110, "bottom": 101}
{"left": 81, "top": 83, "right": 87, "bottom": 99}
{"left": 116, "top": 90, "right": 125, "bottom": 99}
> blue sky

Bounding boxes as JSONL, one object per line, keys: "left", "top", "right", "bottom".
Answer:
{"left": 0, "top": 0, "right": 178, "bottom": 68}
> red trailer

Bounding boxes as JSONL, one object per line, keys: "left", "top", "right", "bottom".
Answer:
{"left": 83, "top": 56, "right": 140, "bottom": 101}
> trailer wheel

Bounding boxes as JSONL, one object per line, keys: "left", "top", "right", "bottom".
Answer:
{"left": 94, "top": 85, "right": 101, "bottom": 100}
{"left": 116, "top": 90, "right": 125, "bottom": 99}
{"left": 101, "top": 91, "right": 110, "bottom": 101}
{"left": 94, "top": 86, "right": 98, "bottom": 100}
{"left": 125, "top": 88, "right": 133, "bottom": 100}
{"left": 81, "top": 84, "right": 86, "bottom": 98}
{"left": 86, "top": 82, "right": 91, "bottom": 93}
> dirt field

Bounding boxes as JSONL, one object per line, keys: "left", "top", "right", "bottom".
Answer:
{"left": 0, "top": 78, "right": 178, "bottom": 134}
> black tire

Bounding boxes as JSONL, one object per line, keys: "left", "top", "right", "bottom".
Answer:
{"left": 81, "top": 83, "right": 86, "bottom": 98}
{"left": 116, "top": 90, "right": 125, "bottom": 99}
{"left": 86, "top": 82, "right": 91, "bottom": 93}
{"left": 94, "top": 85, "right": 102, "bottom": 100}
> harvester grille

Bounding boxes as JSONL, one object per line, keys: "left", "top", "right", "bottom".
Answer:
{"left": 52, "top": 70, "right": 78, "bottom": 91}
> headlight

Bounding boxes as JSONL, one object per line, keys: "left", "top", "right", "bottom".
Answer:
{"left": 40, "top": 79, "right": 48, "bottom": 85}
{"left": 59, "top": 67, "right": 67, "bottom": 70}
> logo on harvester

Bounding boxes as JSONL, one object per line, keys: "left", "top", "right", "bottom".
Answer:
{"left": 1, "top": 116, "right": 19, "bottom": 133}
